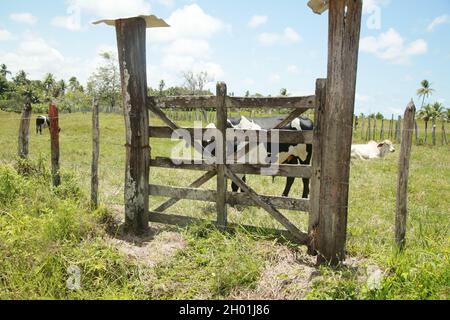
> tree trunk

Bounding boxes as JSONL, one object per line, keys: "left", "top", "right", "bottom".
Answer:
{"left": 432, "top": 119, "right": 436, "bottom": 146}
{"left": 424, "top": 121, "right": 428, "bottom": 145}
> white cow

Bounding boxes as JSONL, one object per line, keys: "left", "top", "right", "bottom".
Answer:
{"left": 351, "top": 140, "right": 395, "bottom": 160}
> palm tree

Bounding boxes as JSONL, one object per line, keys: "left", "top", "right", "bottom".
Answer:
{"left": 13, "top": 70, "right": 29, "bottom": 86}
{"left": 417, "top": 104, "right": 434, "bottom": 144}
{"left": 430, "top": 102, "right": 444, "bottom": 146}
{"left": 43, "top": 73, "right": 56, "bottom": 99}
{"left": 417, "top": 80, "right": 434, "bottom": 109}
{"left": 0, "top": 64, "right": 11, "bottom": 78}
{"left": 68, "top": 76, "right": 82, "bottom": 92}
{"left": 56, "top": 79, "right": 67, "bottom": 97}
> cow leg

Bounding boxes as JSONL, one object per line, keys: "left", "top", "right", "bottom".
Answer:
{"left": 302, "top": 178, "right": 310, "bottom": 199}
{"left": 282, "top": 177, "right": 296, "bottom": 197}
{"left": 232, "top": 175, "right": 246, "bottom": 193}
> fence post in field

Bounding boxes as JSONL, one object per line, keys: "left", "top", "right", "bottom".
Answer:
{"left": 308, "top": 78, "right": 326, "bottom": 255}
{"left": 18, "top": 98, "right": 32, "bottom": 159}
{"left": 373, "top": 118, "right": 377, "bottom": 140}
{"left": 91, "top": 98, "right": 100, "bottom": 209}
{"left": 367, "top": 116, "right": 372, "bottom": 141}
{"left": 116, "top": 17, "right": 149, "bottom": 235}
{"left": 380, "top": 118, "right": 385, "bottom": 140}
{"left": 315, "top": 0, "right": 362, "bottom": 265}
{"left": 389, "top": 114, "right": 394, "bottom": 139}
{"left": 442, "top": 123, "right": 449, "bottom": 145}
{"left": 432, "top": 119, "right": 437, "bottom": 146}
{"left": 395, "top": 101, "right": 415, "bottom": 250}
{"left": 216, "top": 82, "right": 228, "bottom": 228}
{"left": 415, "top": 120, "right": 419, "bottom": 144}
{"left": 396, "top": 116, "right": 402, "bottom": 143}
{"left": 354, "top": 115, "right": 358, "bottom": 136}
{"left": 360, "top": 115, "right": 365, "bottom": 139}
{"left": 49, "top": 103, "right": 61, "bottom": 187}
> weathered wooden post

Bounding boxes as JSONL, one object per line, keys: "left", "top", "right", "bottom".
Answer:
{"left": 432, "top": 119, "right": 437, "bottom": 146}
{"left": 415, "top": 120, "right": 419, "bottom": 144}
{"left": 396, "top": 116, "right": 402, "bottom": 143}
{"left": 367, "top": 116, "right": 372, "bottom": 141}
{"left": 308, "top": 78, "right": 326, "bottom": 255}
{"left": 380, "top": 118, "right": 385, "bottom": 140}
{"left": 18, "top": 98, "right": 32, "bottom": 159}
{"left": 216, "top": 82, "right": 228, "bottom": 228}
{"left": 116, "top": 17, "right": 150, "bottom": 235}
{"left": 354, "top": 115, "right": 358, "bottom": 136}
{"left": 389, "top": 114, "right": 394, "bottom": 139}
{"left": 442, "top": 123, "right": 448, "bottom": 145}
{"left": 49, "top": 103, "right": 60, "bottom": 187}
{"left": 360, "top": 114, "right": 365, "bottom": 139}
{"left": 395, "top": 101, "right": 415, "bottom": 250}
{"left": 91, "top": 98, "right": 100, "bottom": 208}
{"left": 373, "top": 118, "right": 377, "bottom": 140}
{"left": 315, "top": 0, "right": 362, "bottom": 265}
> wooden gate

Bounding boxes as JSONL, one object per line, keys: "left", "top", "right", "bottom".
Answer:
{"left": 145, "top": 81, "right": 326, "bottom": 247}
{"left": 113, "top": 0, "right": 362, "bottom": 265}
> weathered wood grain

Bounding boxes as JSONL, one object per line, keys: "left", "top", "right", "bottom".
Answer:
{"left": 18, "top": 99, "right": 32, "bottom": 159}
{"left": 91, "top": 98, "right": 100, "bottom": 209}
{"left": 216, "top": 82, "right": 228, "bottom": 227}
{"left": 395, "top": 101, "right": 415, "bottom": 250}
{"left": 316, "top": 0, "right": 362, "bottom": 265}
{"left": 116, "top": 17, "right": 149, "bottom": 235}
{"left": 49, "top": 103, "right": 61, "bottom": 187}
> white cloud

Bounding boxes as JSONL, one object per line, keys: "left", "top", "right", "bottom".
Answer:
{"left": 158, "top": 0, "right": 175, "bottom": 8}
{"left": 356, "top": 93, "right": 372, "bottom": 103}
{"left": 0, "top": 29, "right": 12, "bottom": 41}
{"left": 51, "top": 15, "right": 83, "bottom": 31}
{"left": 0, "top": 32, "right": 97, "bottom": 83}
{"left": 10, "top": 13, "right": 37, "bottom": 25}
{"left": 146, "top": 4, "right": 227, "bottom": 89}
{"left": 268, "top": 74, "right": 281, "bottom": 83}
{"left": 427, "top": 15, "right": 449, "bottom": 32}
{"left": 287, "top": 65, "right": 299, "bottom": 74}
{"left": 363, "top": 0, "right": 390, "bottom": 14}
{"left": 72, "top": 0, "right": 151, "bottom": 19}
{"left": 258, "top": 27, "right": 301, "bottom": 46}
{"left": 248, "top": 15, "right": 268, "bottom": 28}
{"left": 148, "top": 4, "right": 227, "bottom": 43}
{"left": 360, "top": 28, "right": 427, "bottom": 64}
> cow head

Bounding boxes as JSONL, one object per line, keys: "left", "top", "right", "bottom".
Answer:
{"left": 377, "top": 140, "right": 395, "bottom": 157}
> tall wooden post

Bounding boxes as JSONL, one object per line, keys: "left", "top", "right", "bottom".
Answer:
{"left": 316, "top": 0, "right": 362, "bottom": 265}
{"left": 18, "top": 99, "right": 32, "bottom": 159}
{"left": 308, "top": 78, "right": 326, "bottom": 255}
{"left": 360, "top": 115, "right": 365, "bottom": 139}
{"left": 395, "top": 101, "right": 415, "bottom": 250}
{"left": 91, "top": 98, "right": 100, "bottom": 209}
{"left": 49, "top": 103, "right": 60, "bottom": 187}
{"left": 216, "top": 82, "right": 228, "bottom": 228}
{"left": 396, "top": 116, "right": 402, "bottom": 143}
{"left": 380, "top": 118, "right": 385, "bottom": 140}
{"left": 116, "top": 17, "right": 149, "bottom": 235}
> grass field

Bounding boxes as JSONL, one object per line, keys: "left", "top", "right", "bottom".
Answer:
{"left": 0, "top": 110, "right": 449, "bottom": 300}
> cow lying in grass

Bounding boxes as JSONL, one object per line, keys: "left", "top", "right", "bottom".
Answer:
{"left": 205, "top": 115, "right": 313, "bottom": 199}
{"left": 351, "top": 140, "right": 395, "bottom": 160}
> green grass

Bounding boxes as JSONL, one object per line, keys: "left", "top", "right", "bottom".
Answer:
{"left": 0, "top": 110, "right": 449, "bottom": 300}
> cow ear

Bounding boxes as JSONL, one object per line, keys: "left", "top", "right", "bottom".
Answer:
{"left": 377, "top": 143, "right": 384, "bottom": 148}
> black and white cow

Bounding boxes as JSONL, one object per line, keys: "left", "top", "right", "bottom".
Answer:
{"left": 36, "top": 116, "right": 50, "bottom": 135}
{"left": 205, "top": 115, "right": 313, "bottom": 199}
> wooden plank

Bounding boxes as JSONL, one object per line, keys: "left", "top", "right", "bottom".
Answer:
{"left": 274, "top": 108, "right": 309, "bottom": 130}
{"left": 395, "top": 101, "right": 416, "bottom": 250}
{"left": 116, "top": 17, "right": 149, "bottom": 235}
{"left": 216, "top": 82, "right": 228, "bottom": 227}
{"left": 224, "top": 166, "right": 310, "bottom": 244}
{"left": 18, "top": 99, "right": 32, "bottom": 159}
{"left": 151, "top": 95, "right": 216, "bottom": 109}
{"left": 228, "top": 95, "right": 316, "bottom": 110}
{"left": 150, "top": 126, "right": 314, "bottom": 144}
{"left": 148, "top": 98, "right": 205, "bottom": 156}
{"left": 153, "top": 170, "right": 216, "bottom": 213}
{"left": 316, "top": 0, "right": 363, "bottom": 266}
{"left": 49, "top": 103, "right": 61, "bottom": 187}
{"left": 148, "top": 212, "right": 307, "bottom": 244}
{"left": 151, "top": 157, "right": 312, "bottom": 178}
{"left": 91, "top": 98, "right": 100, "bottom": 209}
{"left": 308, "top": 79, "right": 326, "bottom": 255}
{"left": 150, "top": 184, "right": 309, "bottom": 211}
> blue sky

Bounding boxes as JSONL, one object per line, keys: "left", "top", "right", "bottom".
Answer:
{"left": 0, "top": 0, "right": 449, "bottom": 116}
